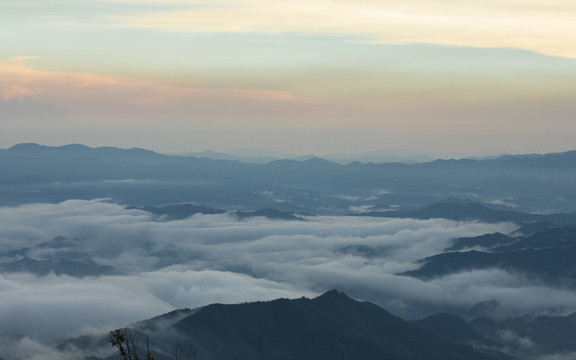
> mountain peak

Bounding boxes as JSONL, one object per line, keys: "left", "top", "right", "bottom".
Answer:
{"left": 303, "top": 156, "right": 338, "bottom": 165}
{"left": 7, "top": 143, "right": 46, "bottom": 152}
{"left": 315, "top": 289, "right": 350, "bottom": 301}
{"left": 142, "top": 290, "right": 502, "bottom": 360}
{"left": 59, "top": 144, "right": 91, "bottom": 151}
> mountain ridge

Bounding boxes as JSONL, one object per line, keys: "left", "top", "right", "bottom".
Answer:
{"left": 358, "top": 202, "right": 576, "bottom": 225}
{"left": 68, "top": 290, "right": 506, "bottom": 360}
{"left": 3, "top": 143, "right": 576, "bottom": 214}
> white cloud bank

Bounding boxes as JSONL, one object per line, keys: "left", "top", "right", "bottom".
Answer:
{"left": 2, "top": 199, "right": 575, "bottom": 359}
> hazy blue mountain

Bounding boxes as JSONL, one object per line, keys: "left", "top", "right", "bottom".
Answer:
{"left": 3, "top": 143, "right": 576, "bottom": 214}
{"left": 36, "top": 235, "right": 75, "bottom": 249}
{"left": 0, "top": 235, "right": 90, "bottom": 261}
{"left": 226, "top": 148, "right": 307, "bottom": 160}
{"left": 359, "top": 202, "right": 576, "bottom": 225}
{"left": 412, "top": 313, "right": 496, "bottom": 347}
{"left": 402, "top": 245, "right": 576, "bottom": 285}
{"left": 210, "top": 148, "right": 437, "bottom": 164}
{"left": 492, "top": 225, "right": 576, "bottom": 251}
{"left": 448, "top": 223, "right": 576, "bottom": 254}
{"left": 5, "top": 143, "right": 576, "bottom": 360}
{"left": 447, "top": 233, "right": 516, "bottom": 251}
{"left": 413, "top": 311, "right": 576, "bottom": 358}
{"left": 512, "top": 222, "right": 559, "bottom": 236}
{"left": 400, "top": 223, "right": 576, "bottom": 285}
{"left": 0, "top": 257, "right": 118, "bottom": 277}
{"left": 322, "top": 150, "right": 436, "bottom": 164}
{"left": 0, "top": 234, "right": 119, "bottom": 277}
{"left": 127, "top": 204, "right": 226, "bottom": 220}
{"left": 469, "top": 312, "right": 576, "bottom": 355}
{"left": 487, "top": 150, "right": 576, "bottom": 168}
{"left": 338, "top": 244, "right": 383, "bottom": 258}
{"left": 234, "top": 208, "right": 304, "bottom": 221}
{"left": 174, "top": 149, "right": 294, "bottom": 164}
{"left": 129, "top": 204, "right": 305, "bottom": 221}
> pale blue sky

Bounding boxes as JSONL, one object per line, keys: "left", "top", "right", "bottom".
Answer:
{"left": 2, "top": 0, "right": 576, "bottom": 155}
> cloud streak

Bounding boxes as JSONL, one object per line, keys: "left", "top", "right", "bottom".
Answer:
{"left": 4, "top": 1, "right": 576, "bottom": 156}
{"left": 0, "top": 57, "right": 294, "bottom": 108}
{"left": 108, "top": 0, "right": 576, "bottom": 59}
{"left": 3, "top": 56, "right": 576, "bottom": 156}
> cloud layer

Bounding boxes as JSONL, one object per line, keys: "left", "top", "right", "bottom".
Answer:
{"left": 109, "top": 0, "right": 576, "bottom": 59}
{"left": 5, "top": 199, "right": 576, "bottom": 352}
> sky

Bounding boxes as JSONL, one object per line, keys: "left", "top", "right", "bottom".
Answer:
{"left": 1, "top": 0, "right": 576, "bottom": 155}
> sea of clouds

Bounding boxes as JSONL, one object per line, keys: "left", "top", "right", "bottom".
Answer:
{"left": 2, "top": 199, "right": 576, "bottom": 359}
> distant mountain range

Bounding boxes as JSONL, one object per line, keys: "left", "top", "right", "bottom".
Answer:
{"left": 0, "top": 257, "right": 118, "bottom": 277}
{"left": 399, "top": 217, "right": 576, "bottom": 287}
{"left": 63, "top": 290, "right": 507, "bottom": 360}
{"left": 127, "top": 204, "right": 306, "bottom": 221}
{"left": 413, "top": 311, "right": 576, "bottom": 358}
{"left": 3, "top": 143, "right": 576, "bottom": 214}
{"left": 402, "top": 246, "right": 576, "bottom": 285}
{"left": 0, "top": 235, "right": 119, "bottom": 277}
{"left": 358, "top": 201, "right": 576, "bottom": 225}
{"left": 468, "top": 312, "right": 576, "bottom": 356}
{"left": 4, "top": 143, "right": 576, "bottom": 360}
{"left": 175, "top": 148, "right": 436, "bottom": 164}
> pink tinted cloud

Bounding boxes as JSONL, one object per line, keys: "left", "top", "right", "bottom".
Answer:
{"left": 0, "top": 57, "right": 295, "bottom": 118}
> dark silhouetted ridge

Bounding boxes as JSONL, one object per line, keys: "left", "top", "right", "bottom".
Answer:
{"left": 128, "top": 204, "right": 225, "bottom": 220}
{"left": 401, "top": 246, "right": 576, "bottom": 284}
{"left": 169, "top": 290, "right": 503, "bottom": 360}
{"left": 235, "top": 208, "right": 303, "bottom": 220}
{"left": 129, "top": 204, "right": 305, "bottom": 221}
{"left": 447, "top": 232, "right": 516, "bottom": 251}
{"left": 413, "top": 313, "right": 491, "bottom": 345}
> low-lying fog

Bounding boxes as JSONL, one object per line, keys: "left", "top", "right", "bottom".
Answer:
{"left": 3, "top": 199, "right": 576, "bottom": 359}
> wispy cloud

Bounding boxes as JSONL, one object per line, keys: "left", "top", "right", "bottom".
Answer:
{"left": 2, "top": 54, "right": 576, "bottom": 154}
{"left": 0, "top": 57, "right": 294, "bottom": 105}
{"left": 107, "top": 0, "right": 576, "bottom": 59}
{"left": 3, "top": 0, "right": 576, "bottom": 154}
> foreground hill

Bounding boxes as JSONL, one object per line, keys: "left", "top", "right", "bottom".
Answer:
{"left": 172, "top": 290, "right": 500, "bottom": 360}
{"left": 68, "top": 291, "right": 506, "bottom": 360}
